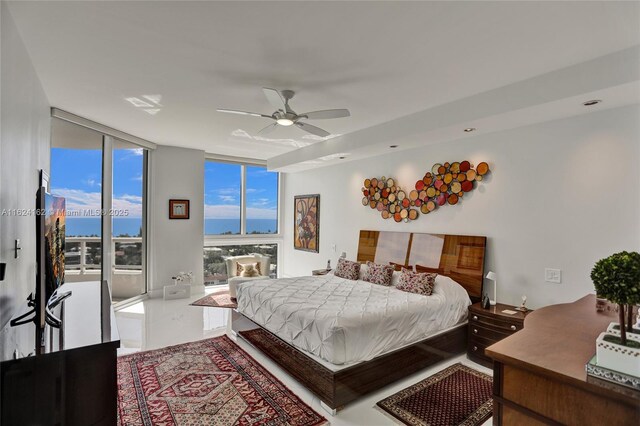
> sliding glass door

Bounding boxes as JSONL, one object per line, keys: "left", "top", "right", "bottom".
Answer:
{"left": 51, "top": 119, "right": 104, "bottom": 282}
{"left": 111, "top": 140, "right": 148, "bottom": 301}
{"left": 51, "top": 118, "right": 148, "bottom": 301}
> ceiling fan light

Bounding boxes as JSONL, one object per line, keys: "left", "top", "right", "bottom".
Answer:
{"left": 276, "top": 118, "right": 294, "bottom": 126}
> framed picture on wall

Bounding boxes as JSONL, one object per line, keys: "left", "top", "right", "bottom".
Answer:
{"left": 169, "top": 199, "right": 190, "bottom": 219}
{"left": 294, "top": 194, "right": 319, "bottom": 253}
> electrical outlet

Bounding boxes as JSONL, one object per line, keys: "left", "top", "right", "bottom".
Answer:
{"left": 331, "top": 244, "right": 337, "bottom": 252}
{"left": 545, "top": 268, "right": 561, "bottom": 283}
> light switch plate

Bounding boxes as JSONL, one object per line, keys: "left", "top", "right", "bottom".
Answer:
{"left": 545, "top": 268, "right": 562, "bottom": 283}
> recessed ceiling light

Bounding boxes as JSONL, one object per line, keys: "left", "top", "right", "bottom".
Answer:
{"left": 583, "top": 99, "right": 602, "bottom": 106}
{"left": 464, "top": 128, "right": 476, "bottom": 133}
{"left": 276, "top": 118, "right": 294, "bottom": 126}
{"left": 389, "top": 145, "right": 398, "bottom": 148}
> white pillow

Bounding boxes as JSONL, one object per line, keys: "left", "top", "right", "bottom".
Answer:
{"left": 391, "top": 270, "right": 402, "bottom": 287}
{"left": 358, "top": 263, "right": 368, "bottom": 280}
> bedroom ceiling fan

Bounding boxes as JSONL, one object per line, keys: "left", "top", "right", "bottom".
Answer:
{"left": 217, "top": 88, "right": 350, "bottom": 137}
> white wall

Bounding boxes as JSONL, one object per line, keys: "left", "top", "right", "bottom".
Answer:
{"left": 0, "top": 1, "right": 50, "bottom": 358}
{"left": 281, "top": 105, "right": 640, "bottom": 309}
{"left": 148, "top": 145, "right": 205, "bottom": 296}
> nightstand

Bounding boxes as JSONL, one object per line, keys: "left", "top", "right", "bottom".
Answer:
{"left": 312, "top": 269, "right": 332, "bottom": 276}
{"left": 467, "top": 302, "right": 530, "bottom": 368}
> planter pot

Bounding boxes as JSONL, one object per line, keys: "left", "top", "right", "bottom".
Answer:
{"left": 606, "top": 322, "right": 640, "bottom": 341}
{"left": 596, "top": 332, "right": 640, "bottom": 377}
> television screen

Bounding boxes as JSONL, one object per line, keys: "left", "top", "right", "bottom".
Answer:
{"left": 44, "top": 194, "right": 65, "bottom": 301}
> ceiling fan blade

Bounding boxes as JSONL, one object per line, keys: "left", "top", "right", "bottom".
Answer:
{"left": 296, "top": 122, "right": 330, "bottom": 137}
{"left": 217, "top": 109, "right": 273, "bottom": 118}
{"left": 263, "top": 88, "right": 286, "bottom": 111}
{"left": 300, "top": 109, "right": 350, "bottom": 120}
{"left": 258, "top": 123, "right": 278, "bottom": 135}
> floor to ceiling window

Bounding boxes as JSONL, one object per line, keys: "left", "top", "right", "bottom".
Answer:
{"left": 51, "top": 116, "right": 150, "bottom": 302}
{"left": 112, "top": 140, "right": 148, "bottom": 301}
{"left": 203, "top": 160, "right": 280, "bottom": 285}
{"left": 51, "top": 120, "right": 104, "bottom": 281}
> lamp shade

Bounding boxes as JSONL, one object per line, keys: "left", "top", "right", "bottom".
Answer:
{"left": 485, "top": 271, "right": 497, "bottom": 280}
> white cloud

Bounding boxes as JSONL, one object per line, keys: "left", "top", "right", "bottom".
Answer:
{"left": 51, "top": 188, "right": 143, "bottom": 218}
{"left": 216, "top": 187, "right": 239, "bottom": 195}
{"left": 247, "top": 207, "right": 277, "bottom": 219}
{"left": 83, "top": 178, "right": 100, "bottom": 187}
{"left": 119, "top": 194, "right": 143, "bottom": 203}
{"left": 250, "top": 198, "right": 272, "bottom": 207}
{"left": 204, "top": 204, "right": 240, "bottom": 219}
{"left": 218, "top": 195, "right": 236, "bottom": 203}
{"left": 204, "top": 204, "right": 276, "bottom": 220}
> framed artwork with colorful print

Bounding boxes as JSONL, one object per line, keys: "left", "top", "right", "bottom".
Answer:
{"left": 294, "top": 194, "right": 319, "bottom": 252}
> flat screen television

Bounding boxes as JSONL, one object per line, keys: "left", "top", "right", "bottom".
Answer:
{"left": 35, "top": 187, "right": 65, "bottom": 349}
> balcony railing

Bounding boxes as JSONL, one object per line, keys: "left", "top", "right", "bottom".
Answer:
{"left": 66, "top": 236, "right": 144, "bottom": 301}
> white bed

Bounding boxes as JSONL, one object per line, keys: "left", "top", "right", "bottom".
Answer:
{"left": 236, "top": 273, "right": 471, "bottom": 365}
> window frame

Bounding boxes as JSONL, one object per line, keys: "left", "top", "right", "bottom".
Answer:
{"left": 204, "top": 155, "right": 282, "bottom": 279}
{"left": 203, "top": 156, "right": 281, "bottom": 240}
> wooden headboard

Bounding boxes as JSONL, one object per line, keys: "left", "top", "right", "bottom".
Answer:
{"left": 357, "top": 230, "right": 487, "bottom": 301}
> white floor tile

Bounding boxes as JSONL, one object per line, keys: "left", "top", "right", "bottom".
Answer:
{"left": 115, "top": 286, "right": 493, "bottom": 426}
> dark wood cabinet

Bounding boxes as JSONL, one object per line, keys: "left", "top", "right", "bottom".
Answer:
{"left": 486, "top": 295, "right": 640, "bottom": 425}
{"left": 1, "top": 281, "right": 119, "bottom": 425}
{"left": 468, "top": 302, "right": 529, "bottom": 368}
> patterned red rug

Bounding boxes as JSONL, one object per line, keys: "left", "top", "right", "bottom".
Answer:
{"left": 190, "top": 290, "right": 237, "bottom": 308}
{"left": 377, "top": 363, "right": 492, "bottom": 426}
{"left": 117, "top": 335, "right": 326, "bottom": 425}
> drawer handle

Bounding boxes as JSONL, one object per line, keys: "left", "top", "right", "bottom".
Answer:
{"left": 472, "top": 315, "right": 478, "bottom": 321}
{"left": 510, "top": 325, "right": 517, "bottom": 331}
{"left": 473, "top": 328, "right": 478, "bottom": 334}
{"left": 472, "top": 346, "right": 478, "bottom": 352}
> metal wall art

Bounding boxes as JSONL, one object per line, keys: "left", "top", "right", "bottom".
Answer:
{"left": 361, "top": 161, "right": 490, "bottom": 222}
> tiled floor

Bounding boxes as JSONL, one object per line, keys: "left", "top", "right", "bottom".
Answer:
{"left": 115, "top": 286, "right": 493, "bottom": 425}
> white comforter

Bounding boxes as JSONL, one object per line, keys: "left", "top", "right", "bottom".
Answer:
{"left": 236, "top": 274, "right": 470, "bottom": 365}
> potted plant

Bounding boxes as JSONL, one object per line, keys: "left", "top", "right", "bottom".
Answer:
{"left": 591, "top": 251, "right": 640, "bottom": 376}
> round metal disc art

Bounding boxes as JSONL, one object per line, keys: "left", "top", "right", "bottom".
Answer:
{"left": 361, "top": 160, "right": 490, "bottom": 222}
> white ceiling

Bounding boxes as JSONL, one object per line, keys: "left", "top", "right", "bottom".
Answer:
{"left": 7, "top": 1, "right": 640, "bottom": 167}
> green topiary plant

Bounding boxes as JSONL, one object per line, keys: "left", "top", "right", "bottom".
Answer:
{"left": 591, "top": 251, "right": 640, "bottom": 346}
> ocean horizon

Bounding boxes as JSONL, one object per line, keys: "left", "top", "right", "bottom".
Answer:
{"left": 65, "top": 217, "right": 278, "bottom": 237}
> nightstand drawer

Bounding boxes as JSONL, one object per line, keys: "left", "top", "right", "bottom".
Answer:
{"left": 469, "top": 323, "right": 512, "bottom": 341}
{"left": 469, "top": 313, "right": 523, "bottom": 333}
{"left": 467, "top": 302, "right": 531, "bottom": 368}
{"left": 468, "top": 339, "right": 493, "bottom": 363}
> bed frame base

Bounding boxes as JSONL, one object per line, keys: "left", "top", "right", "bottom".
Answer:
{"left": 232, "top": 311, "right": 467, "bottom": 410}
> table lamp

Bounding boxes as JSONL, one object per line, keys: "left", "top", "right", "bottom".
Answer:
{"left": 485, "top": 271, "right": 497, "bottom": 305}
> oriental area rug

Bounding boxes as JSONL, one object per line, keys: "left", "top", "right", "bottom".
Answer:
{"left": 117, "top": 335, "right": 326, "bottom": 425}
{"left": 190, "top": 290, "right": 237, "bottom": 309}
{"left": 377, "top": 363, "right": 493, "bottom": 426}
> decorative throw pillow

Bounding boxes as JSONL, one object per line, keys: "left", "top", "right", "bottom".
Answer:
{"left": 237, "top": 262, "right": 261, "bottom": 277}
{"left": 396, "top": 269, "right": 437, "bottom": 296}
{"left": 363, "top": 261, "right": 394, "bottom": 286}
{"left": 334, "top": 258, "right": 361, "bottom": 280}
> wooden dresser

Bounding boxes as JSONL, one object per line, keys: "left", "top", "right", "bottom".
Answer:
{"left": 486, "top": 295, "right": 640, "bottom": 425}
{"left": 468, "top": 302, "right": 529, "bottom": 368}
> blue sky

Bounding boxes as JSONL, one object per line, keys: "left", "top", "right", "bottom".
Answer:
{"left": 204, "top": 162, "right": 278, "bottom": 220}
{"left": 52, "top": 149, "right": 277, "bottom": 220}
{"left": 51, "top": 147, "right": 144, "bottom": 218}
